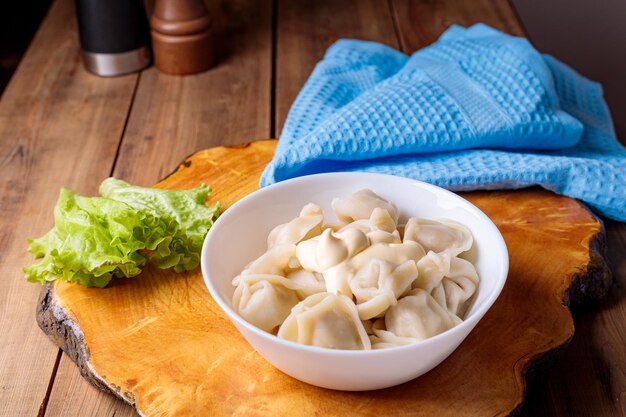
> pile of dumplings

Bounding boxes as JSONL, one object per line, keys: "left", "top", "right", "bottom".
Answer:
{"left": 231, "top": 189, "right": 479, "bottom": 350}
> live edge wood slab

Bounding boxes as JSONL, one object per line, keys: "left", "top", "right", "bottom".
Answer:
{"left": 36, "top": 140, "right": 611, "bottom": 417}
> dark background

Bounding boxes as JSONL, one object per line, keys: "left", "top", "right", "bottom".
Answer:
{"left": 512, "top": 0, "right": 626, "bottom": 141}
{"left": 0, "top": 1, "right": 53, "bottom": 93}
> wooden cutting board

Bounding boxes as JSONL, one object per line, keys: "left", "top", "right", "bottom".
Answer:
{"left": 37, "top": 140, "right": 610, "bottom": 417}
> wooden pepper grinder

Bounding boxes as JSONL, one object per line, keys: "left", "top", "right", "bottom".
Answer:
{"left": 150, "top": 0, "right": 214, "bottom": 75}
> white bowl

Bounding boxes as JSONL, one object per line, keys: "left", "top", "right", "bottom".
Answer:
{"left": 201, "top": 172, "right": 508, "bottom": 391}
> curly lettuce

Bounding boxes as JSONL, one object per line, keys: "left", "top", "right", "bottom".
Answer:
{"left": 24, "top": 178, "right": 220, "bottom": 287}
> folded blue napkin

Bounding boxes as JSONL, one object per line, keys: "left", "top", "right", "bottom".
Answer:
{"left": 261, "top": 24, "right": 626, "bottom": 221}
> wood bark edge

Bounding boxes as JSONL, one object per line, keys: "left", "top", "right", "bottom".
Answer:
{"left": 563, "top": 212, "right": 612, "bottom": 307}
{"left": 36, "top": 285, "right": 139, "bottom": 410}
{"left": 510, "top": 211, "right": 612, "bottom": 416}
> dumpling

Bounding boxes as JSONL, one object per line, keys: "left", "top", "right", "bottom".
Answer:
{"left": 350, "top": 259, "right": 418, "bottom": 320}
{"left": 351, "top": 241, "right": 425, "bottom": 270}
{"left": 439, "top": 257, "right": 480, "bottom": 318}
{"left": 231, "top": 191, "right": 480, "bottom": 351}
{"left": 335, "top": 219, "right": 370, "bottom": 234}
{"left": 277, "top": 293, "right": 371, "bottom": 350}
{"left": 320, "top": 262, "right": 354, "bottom": 297}
{"left": 412, "top": 250, "right": 452, "bottom": 292}
{"left": 369, "top": 207, "right": 396, "bottom": 232}
{"left": 317, "top": 240, "right": 423, "bottom": 298}
{"left": 367, "top": 229, "right": 402, "bottom": 245}
{"left": 373, "top": 289, "right": 461, "bottom": 345}
{"left": 430, "top": 283, "right": 447, "bottom": 312}
{"left": 369, "top": 319, "right": 412, "bottom": 349}
{"left": 403, "top": 218, "right": 472, "bottom": 256}
{"left": 296, "top": 228, "right": 369, "bottom": 297}
{"left": 232, "top": 274, "right": 300, "bottom": 333}
{"left": 295, "top": 228, "right": 368, "bottom": 272}
{"left": 267, "top": 203, "right": 323, "bottom": 248}
{"left": 331, "top": 189, "right": 399, "bottom": 224}
{"left": 338, "top": 207, "right": 401, "bottom": 245}
{"left": 286, "top": 269, "right": 326, "bottom": 299}
{"left": 241, "top": 244, "right": 297, "bottom": 276}
{"left": 331, "top": 228, "right": 370, "bottom": 262}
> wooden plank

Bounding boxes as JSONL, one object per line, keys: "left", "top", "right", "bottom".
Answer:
{"left": 0, "top": 0, "right": 138, "bottom": 415}
{"left": 43, "top": 359, "right": 136, "bottom": 417}
{"left": 390, "top": 0, "right": 524, "bottom": 51}
{"left": 275, "top": 0, "right": 400, "bottom": 136}
{"left": 43, "top": 0, "right": 273, "bottom": 415}
{"left": 110, "top": 0, "right": 273, "bottom": 186}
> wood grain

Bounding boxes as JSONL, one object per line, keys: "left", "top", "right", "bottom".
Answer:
{"left": 519, "top": 221, "right": 626, "bottom": 417}
{"left": 112, "top": 0, "right": 272, "bottom": 185}
{"left": 275, "top": 0, "right": 399, "bottom": 136}
{"left": 0, "top": 0, "right": 138, "bottom": 415}
{"left": 42, "top": 358, "right": 134, "bottom": 417}
{"left": 390, "top": 0, "right": 524, "bottom": 52}
{"left": 37, "top": 140, "right": 610, "bottom": 417}
{"left": 42, "top": 1, "right": 273, "bottom": 415}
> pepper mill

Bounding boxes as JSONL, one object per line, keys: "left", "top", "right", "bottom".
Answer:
{"left": 150, "top": 0, "right": 215, "bottom": 75}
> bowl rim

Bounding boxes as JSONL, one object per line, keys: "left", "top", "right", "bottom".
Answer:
{"left": 201, "top": 172, "right": 509, "bottom": 356}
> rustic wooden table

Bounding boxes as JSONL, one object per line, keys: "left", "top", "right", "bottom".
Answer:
{"left": 1, "top": 0, "right": 624, "bottom": 416}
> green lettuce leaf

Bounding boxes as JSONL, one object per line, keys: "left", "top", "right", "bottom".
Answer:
{"left": 24, "top": 179, "right": 220, "bottom": 287}
{"left": 99, "top": 178, "right": 221, "bottom": 272}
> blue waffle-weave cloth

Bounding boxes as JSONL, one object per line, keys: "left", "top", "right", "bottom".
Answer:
{"left": 260, "top": 24, "right": 626, "bottom": 221}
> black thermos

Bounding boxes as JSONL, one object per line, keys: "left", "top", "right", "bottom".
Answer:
{"left": 75, "top": 0, "right": 151, "bottom": 77}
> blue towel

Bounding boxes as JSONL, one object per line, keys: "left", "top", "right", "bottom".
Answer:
{"left": 261, "top": 24, "right": 626, "bottom": 221}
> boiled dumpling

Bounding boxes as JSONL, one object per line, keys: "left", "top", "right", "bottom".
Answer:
{"left": 296, "top": 228, "right": 368, "bottom": 297}
{"left": 331, "top": 189, "right": 399, "bottom": 224}
{"left": 403, "top": 218, "right": 472, "bottom": 256}
{"left": 267, "top": 203, "right": 323, "bottom": 248}
{"left": 277, "top": 292, "right": 371, "bottom": 350}
{"left": 412, "top": 250, "right": 452, "bottom": 292}
{"left": 320, "top": 262, "right": 354, "bottom": 297}
{"left": 368, "top": 337, "right": 398, "bottom": 350}
{"left": 439, "top": 257, "right": 480, "bottom": 318}
{"left": 368, "top": 207, "right": 397, "bottom": 233}
{"left": 330, "top": 228, "right": 369, "bottom": 263}
{"left": 338, "top": 207, "right": 401, "bottom": 245}
{"left": 232, "top": 191, "right": 479, "bottom": 350}
{"left": 336, "top": 207, "right": 396, "bottom": 234}
{"left": 367, "top": 229, "right": 402, "bottom": 245}
{"left": 430, "top": 283, "right": 447, "bottom": 313}
{"left": 350, "top": 259, "right": 418, "bottom": 320}
{"left": 295, "top": 228, "right": 368, "bottom": 272}
{"left": 351, "top": 241, "right": 425, "bottom": 270}
{"left": 369, "top": 319, "right": 411, "bottom": 349}
{"left": 374, "top": 289, "right": 461, "bottom": 345}
{"left": 287, "top": 269, "right": 326, "bottom": 299}
{"left": 241, "top": 244, "right": 297, "bottom": 276}
{"left": 232, "top": 274, "right": 300, "bottom": 333}
{"left": 319, "top": 240, "right": 423, "bottom": 297}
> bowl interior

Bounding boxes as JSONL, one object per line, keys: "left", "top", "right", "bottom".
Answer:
{"left": 203, "top": 172, "right": 507, "bottom": 340}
